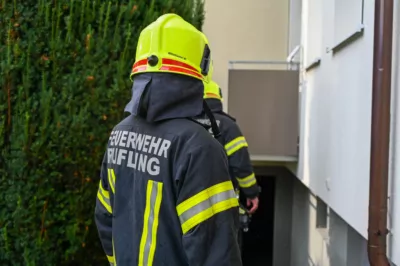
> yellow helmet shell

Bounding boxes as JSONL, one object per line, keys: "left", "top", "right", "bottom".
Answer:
{"left": 131, "top": 14, "right": 212, "bottom": 81}
{"left": 204, "top": 80, "right": 222, "bottom": 101}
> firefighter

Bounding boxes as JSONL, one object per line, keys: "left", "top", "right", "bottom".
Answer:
{"left": 94, "top": 14, "right": 242, "bottom": 266}
{"left": 200, "top": 80, "right": 261, "bottom": 248}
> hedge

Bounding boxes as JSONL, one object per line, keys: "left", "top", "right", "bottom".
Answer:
{"left": 0, "top": 1, "right": 204, "bottom": 265}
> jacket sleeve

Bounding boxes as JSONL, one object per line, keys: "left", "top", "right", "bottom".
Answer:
{"left": 94, "top": 153, "right": 115, "bottom": 265}
{"left": 224, "top": 122, "right": 260, "bottom": 199}
{"left": 176, "top": 142, "right": 242, "bottom": 266}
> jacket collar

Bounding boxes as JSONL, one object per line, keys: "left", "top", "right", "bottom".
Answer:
{"left": 124, "top": 73, "right": 204, "bottom": 122}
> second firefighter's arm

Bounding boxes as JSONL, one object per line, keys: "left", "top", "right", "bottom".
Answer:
{"left": 94, "top": 153, "right": 115, "bottom": 265}
{"left": 224, "top": 123, "right": 260, "bottom": 199}
{"left": 176, "top": 143, "right": 242, "bottom": 266}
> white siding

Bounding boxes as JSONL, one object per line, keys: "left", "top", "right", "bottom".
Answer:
{"left": 304, "top": 0, "right": 323, "bottom": 65}
{"left": 333, "top": 0, "right": 364, "bottom": 46}
{"left": 297, "top": 0, "right": 374, "bottom": 240}
{"left": 298, "top": 0, "right": 400, "bottom": 263}
{"left": 389, "top": 0, "right": 400, "bottom": 264}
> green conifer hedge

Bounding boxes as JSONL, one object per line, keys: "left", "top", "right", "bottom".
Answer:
{"left": 0, "top": 1, "right": 204, "bottom": 265}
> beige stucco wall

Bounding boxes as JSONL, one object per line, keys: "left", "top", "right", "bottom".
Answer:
{"left": 202, "top": 0, "right": 290, "bottom": 109}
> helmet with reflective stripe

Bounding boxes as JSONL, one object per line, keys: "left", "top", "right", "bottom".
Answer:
{"left": 130, "top": 14, "right": 212, "bottom": 81}
{"left": 204, "top": 80, "right": 223, "bottom": 101}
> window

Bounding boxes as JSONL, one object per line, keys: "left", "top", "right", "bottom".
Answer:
{"left": 316, "top": 196, "right": 328, "bottom": 228}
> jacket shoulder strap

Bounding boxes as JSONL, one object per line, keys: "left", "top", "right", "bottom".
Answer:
{"left": 216, "top": 111, "right": 236, "bottom": 122}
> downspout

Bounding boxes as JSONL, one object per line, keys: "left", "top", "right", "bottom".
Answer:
{"left": 368, "top": 0, "right": 394, "bottom": 265}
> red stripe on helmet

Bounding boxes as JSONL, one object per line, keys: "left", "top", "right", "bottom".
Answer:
{"left": 132, "top": 66, "right": 147, "bottom": 73}
{"left": 161, "top": 58, "right": 199, "bottom": 72}
{"left": 205, "top": 93, "right": 220, "bottom": 98}
{"left": 132, "top": 58, "right": 198, "bottom": 72}
{"left": 159, "top": 66, "right": 202, "bottom": 79}
{"left": 131, "top": 57, "right": 202, "bottom": 79}
{"left": 132, "top": 59, "right": 148, "bottom": 70}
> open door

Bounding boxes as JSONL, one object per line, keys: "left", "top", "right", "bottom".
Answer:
{"left": 241, "top": 175, "right": 275, "bottom": 266}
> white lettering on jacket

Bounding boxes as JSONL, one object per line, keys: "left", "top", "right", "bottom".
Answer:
{"left": 107, "top": 130, "right": 171, "bottom": 176}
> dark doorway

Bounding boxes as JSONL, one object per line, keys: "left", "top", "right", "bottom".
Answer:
{"left": 241, "top": 175, "right": 275, "bottom": 266}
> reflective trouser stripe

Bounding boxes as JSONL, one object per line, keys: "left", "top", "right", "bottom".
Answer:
{"left": 237, "top": 173, "right": 257, "bottom": 188}
{"left": 225, "top": 136, "right": 248, "bottom": 156}
{"left": 112, "top": 238, "right": 116, "bottom": 266}
{"left": 139, "top": 180, "right": 163, "bottom": 266}
{"left": 108, "top": 169, "right": 116, "bottom": 193}
{"left": 97, "top": 180, "right": 112, "bottom": 213}
{"left": 107, "top": 255, "right": 114, "bottom": 265}
{"left": 177, "top": 181, "right": 239, "bottom": 234}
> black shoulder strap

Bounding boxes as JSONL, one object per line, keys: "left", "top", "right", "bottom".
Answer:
{"left": 203, "top": 100, "right": 223, "bottom": 145}
{"left": 185, "top": 101, "right": 224, "bottom": 146}
{"left": 216, "top": 110, "right": 236, "bottom": 122}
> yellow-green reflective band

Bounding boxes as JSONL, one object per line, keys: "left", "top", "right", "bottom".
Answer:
{"left": 177, "top": 181, "right": 239, "bottom": 234}
{"left": 112, "top": 238, "right": 116, "bottom": 266}
{"left": 107, "top": 255, "right": 114, "bottom": 264}
{"left": 237, "top": 173, "right": 257, "bottom": 188}
{"left": 239, "top": 208, "right": 246, "bottom": 214}
{"left": 108, "top": 169, "right": 116, "bottom": 194}
{"left": 225, "top": 136, "right": 248, "bottom": 156}
{"left": 97, "top": 181, "right": 112, "bottom": 213}
{"left": 139, "top": 180, "right": 163, "bottom": 266}
{"left": 99, "top": 180, "right": 110, "bottom": 199}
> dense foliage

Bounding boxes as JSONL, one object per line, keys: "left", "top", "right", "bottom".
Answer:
{"left": 0, "top": 0, "right": 204, "bottom": 265}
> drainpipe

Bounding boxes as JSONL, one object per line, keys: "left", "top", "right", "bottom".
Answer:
{"left": 368, "top": 0, "right": 394, "bottom": 265}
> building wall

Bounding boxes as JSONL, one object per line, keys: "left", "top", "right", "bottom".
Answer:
{"left": 288, "top": 0, "right": 302, "bottom": 58}
{"left": 271, "top": 168, "right": 293, "bottom": 266}
{"left": 290, "top": 177, "right": 370, "bottom": 266}
{"left": 296, "top": 0, "right": 374, "bottom": 241}
{"left": 202, "top": 0, "right": 290, "bottom": 110}
{"left": 295, "top": 0, "right": 400, "bottom": 265}
{"left": 389, "top": 0, "right": 400, "bottom": 263}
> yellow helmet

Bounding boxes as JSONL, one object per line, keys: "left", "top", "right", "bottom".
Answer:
{"left": 204, "top": 80, "right": 223, "bottom": 101}
{"left": 131, "top": 14, "right": 212, "bottom": 81}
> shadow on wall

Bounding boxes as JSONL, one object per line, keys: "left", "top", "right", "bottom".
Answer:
{"left": 241, "top": 175, "right": 275, "bottom": 266}
{"left": 290, "top": 179, "right": 311, "bottom": 266}
{"left": 289, "top": 175, "right": 371, "bottom": 266}
{"left": 326, "top": 210, "right": 370, "bottom": 266}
